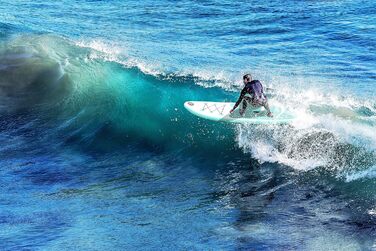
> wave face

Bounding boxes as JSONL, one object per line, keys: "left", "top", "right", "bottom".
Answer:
{"left": 3, "top": 35, "right": 374, "bottom": 177}
{"left": 0, "top": 35, "right": 238, "bottom": 149}
{"left": 0, "top": 0, "right": 375, "bottom": 249}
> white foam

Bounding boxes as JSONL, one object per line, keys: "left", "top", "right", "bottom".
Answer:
{"left": 75, "top": 39, "right": 164, "bottom": 76}
{"left": 74, "top": 39, "right": 246, "bottom": 90}
{"left": 345, "top": 166, "right": 376, "bottom": 182}
{"left": 318, "top": 114, "right": 376, "bottom": 149}
{"left": 76, "top": 39, "right": 123, "bottom": 58}
{"left": 235, "top": 86, "right": 375, "bottom": 174}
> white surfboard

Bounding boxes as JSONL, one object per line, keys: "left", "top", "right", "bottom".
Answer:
{"left": 184, "top": 101, "right": 295, "bottom": 124}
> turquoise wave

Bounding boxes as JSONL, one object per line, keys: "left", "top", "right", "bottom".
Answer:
{"left": 0, "top": 35, "right": 241, "bottom": 156}
{"left": 1, "top": 34, "right": 375, "bottom": 179}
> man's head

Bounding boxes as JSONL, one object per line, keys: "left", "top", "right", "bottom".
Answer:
{"left": 243, "top": 74, "right": 252, "bottom": 84}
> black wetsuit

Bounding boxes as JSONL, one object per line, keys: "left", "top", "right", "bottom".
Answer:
{"left": 232, "top": 80, "right": 271, "bottom": 115}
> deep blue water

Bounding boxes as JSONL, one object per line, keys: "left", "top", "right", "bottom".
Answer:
{"left": 0, "top": 0, "right": 375, "bottom": 250}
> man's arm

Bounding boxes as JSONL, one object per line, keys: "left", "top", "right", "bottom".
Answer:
{"left": 230, "top": 88, "right": 246, "bottom": 113}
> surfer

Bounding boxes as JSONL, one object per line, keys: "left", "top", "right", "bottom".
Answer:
{"left": 229, "top": 74, "right": 273, "bottom": 117}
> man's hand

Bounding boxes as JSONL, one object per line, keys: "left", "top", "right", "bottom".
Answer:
{"left": 229, "top": 108, "right": 235, "bottom": 114}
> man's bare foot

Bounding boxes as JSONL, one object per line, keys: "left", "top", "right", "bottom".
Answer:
{"left": 267, "top": 112, "right": 273, "bottom": 117}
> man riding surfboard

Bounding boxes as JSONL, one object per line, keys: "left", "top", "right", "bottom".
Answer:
{"left": 230, "top": 74, "right": 273, "bottom": 117}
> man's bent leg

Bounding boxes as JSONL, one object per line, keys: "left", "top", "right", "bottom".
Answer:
{"left": 262, "top": 100, "right": 273, "bottom": 117}
{"left": 239, "top": 99, "right": 248, "bottom": 116}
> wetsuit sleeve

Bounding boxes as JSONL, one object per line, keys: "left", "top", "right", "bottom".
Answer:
{"left": 231, "top": 87, "right": 247, "bottom": 111}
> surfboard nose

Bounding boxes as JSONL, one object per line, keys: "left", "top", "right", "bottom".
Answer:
{"left": 184, "top": 101, "right": 194, "bottom": 109}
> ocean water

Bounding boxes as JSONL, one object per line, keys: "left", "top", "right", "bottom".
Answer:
{"left": 0, "top": 0, "right": 375, "bottom": 250}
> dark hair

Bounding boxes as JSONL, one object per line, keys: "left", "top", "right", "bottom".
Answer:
{"left": 243, "top": 74, "right": 252, "bottom": 82}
